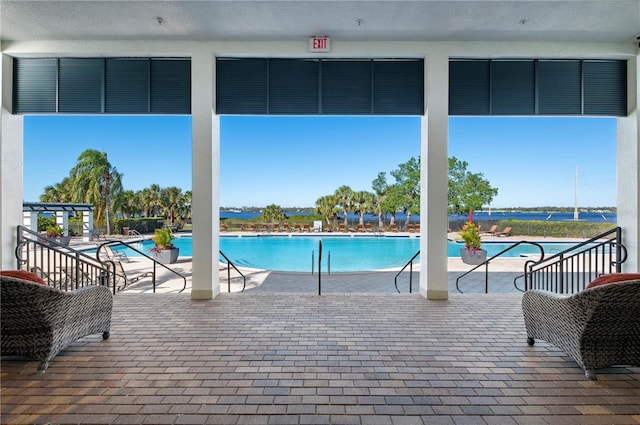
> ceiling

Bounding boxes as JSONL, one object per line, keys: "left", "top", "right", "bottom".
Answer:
{"left": 1, "top": 1, "right": 639, "bottom": 44}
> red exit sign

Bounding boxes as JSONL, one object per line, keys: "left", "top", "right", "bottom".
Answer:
{"left": 309, "top": 36, "right": 330, "bottom": 52}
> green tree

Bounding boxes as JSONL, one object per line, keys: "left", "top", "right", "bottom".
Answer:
{"left": 315, "top": 195, "right": 339, "bottom": 227}
{"left": 69, "top": 149, "right": 123, "bottom": 235}
{"left": 371, "top": 172, "right": 389, "bottom": 228}
{"left": 382, "top": 184, "right": 405, "bottom": 227}
{"left": 262, "top": 204, "right": 286, "bottom": 222}
{"left": 447, "top": 156, "right": 498, "bottom": 215}
{"left": 390, "top": 157, "right": 421, "bottom": 227}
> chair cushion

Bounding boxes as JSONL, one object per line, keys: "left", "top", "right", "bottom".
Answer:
{"left": 0, "top": 270, "right": 47, "bottom": 285}
{"left": 585, "top": 273, "right": 640, "bottom": 289}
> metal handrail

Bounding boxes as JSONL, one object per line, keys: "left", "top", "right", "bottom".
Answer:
{"left": 394, "top": 250, "right": 420, "bottom": 293}
{"left": 15, "top": 225, "right": 116, "bottom": 293}
{"left": 521, "top": 227, "right": 626, "bottom": 293}
{"left": 96, "top": 240, "right": 187, "bottom": 293}
{"left": 456, "top": 241, "right": 545, "bottom": 293}
{"left": 219, "top": 250, "right": 247, "bottom": 292}
{"left": 318, "top": 240, "right": 323, "bottom": 295}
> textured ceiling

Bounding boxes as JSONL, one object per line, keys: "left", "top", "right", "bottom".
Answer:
{"left": 1, "top": 1, "right": 639, "bottom": 44}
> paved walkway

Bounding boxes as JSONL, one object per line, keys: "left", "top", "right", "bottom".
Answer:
{"left": 2, "top": 293, "right": 638, "bottom": 424}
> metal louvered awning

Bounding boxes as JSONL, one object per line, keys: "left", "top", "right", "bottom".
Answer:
{"left": 22, "top": 202, "right": 94, "bottom": 212}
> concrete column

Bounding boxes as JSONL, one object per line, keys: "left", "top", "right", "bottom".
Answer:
{"left": 83, "top": 211, "right": 94, "bottom": 242}
{"left": 56, "top": 212, "right": 69, "bottom": 236}
{"left": 1, "top": 54, "right": 24, "bottom": 269}
{"left": 190, "top": 48, "right": 219, "bottom": 299}
{"left": 23, "top": 212, "right": 38, "bottom": 233}
{"left": 420, "top": 51, "right": 449, "bottom": 300}
{"left": 617, "top": 53, "right": 639, "bottom": 272}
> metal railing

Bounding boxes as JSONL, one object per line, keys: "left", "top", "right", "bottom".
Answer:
{"left": 312, "top": 249, "right": 331, "bottom": 275}
{"left": 521, "top": 227, "right": 626, "bottom": 294}
{"left": 219, "top": 250, "right": 246, "bottom": 292}
{"left": 96, "top": 240, "right": 187, "bottom": 293}
{"left": 394, "top": 250, "right": 420, "bottom": 293}
{"left": 15, "top": 225, "right": 116, "bottom": 293}
{"left": 456, "top": 241, "right": 545, "bottom": 293}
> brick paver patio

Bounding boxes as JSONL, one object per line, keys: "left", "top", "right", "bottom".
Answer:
{"left": 2, "top": 292, "right": 639, "bottom": 424}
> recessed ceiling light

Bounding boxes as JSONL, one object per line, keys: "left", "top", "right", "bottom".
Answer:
{"left": 519, "top": 19, "right": 528, "bottom": 25}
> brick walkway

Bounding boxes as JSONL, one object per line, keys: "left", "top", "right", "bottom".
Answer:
{"left": 2, "top": 293, "right": 639, "bottom": 424}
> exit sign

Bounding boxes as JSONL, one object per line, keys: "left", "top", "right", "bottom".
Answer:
{"left": 309, "top": 36, "right": 330, "bottom": 52}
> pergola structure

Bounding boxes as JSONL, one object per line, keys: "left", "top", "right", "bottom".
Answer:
{"left": 22, "top": 202, "right": 95, "bottom": 241}
{"left": 1, "top": 1, "right": 639, "bottom": 300}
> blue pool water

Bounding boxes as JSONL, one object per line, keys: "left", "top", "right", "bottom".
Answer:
{"left": 113, "top": 236, "right": 588, "bottom": 272}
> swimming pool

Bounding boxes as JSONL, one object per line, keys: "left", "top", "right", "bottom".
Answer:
{"left": 113, "top": 235, "right": 589, "bottom": 272}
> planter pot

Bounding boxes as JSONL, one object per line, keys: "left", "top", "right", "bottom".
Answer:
{"left": 152, "top": 247, "right": 180, "bottom": 264}
{"left": 460, "top": 248, "right": 487, "bottom": 265}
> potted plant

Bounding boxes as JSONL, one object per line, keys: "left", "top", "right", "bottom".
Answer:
{"left": 46, "top": 225, "right": 70, "bottom": 247}
{"left": 458, "top": 221, "right": 487, "bottom": 265}
{"left": 150, "top": 228, "right": 179, "bottom": 264}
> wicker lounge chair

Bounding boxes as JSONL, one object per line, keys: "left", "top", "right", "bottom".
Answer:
{"left": 522, "top": 278, "right": 640, "bottom": 380}
{"left": 1, "top": 274, "right": 113, "bottom": 371}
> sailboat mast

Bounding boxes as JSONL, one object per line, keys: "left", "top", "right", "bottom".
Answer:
{"left": 574, "top": 166, "right": 579, "bottom": 221}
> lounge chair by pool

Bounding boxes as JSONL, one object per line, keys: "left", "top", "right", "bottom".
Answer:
{"left": 483, "top": 224, "right": 498, "bottom": 235}
{"left": 496, "top": 226, "right": 512, "bottom": 237}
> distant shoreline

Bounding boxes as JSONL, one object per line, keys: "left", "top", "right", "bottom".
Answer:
{"left": 221, "top": 210, "right": 617, "bottom": 224}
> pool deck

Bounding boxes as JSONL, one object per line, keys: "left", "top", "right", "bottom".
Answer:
{"left": 3, "top": 293, "right": 639, "bottom": 425}
{"left": 94, "top": 232, "right": 586, "bottom": 295}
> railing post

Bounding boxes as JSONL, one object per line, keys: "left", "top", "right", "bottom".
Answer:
{"left": 328, "top": 251, "right": 331, "bottom": 275}
{"left": 484, "top": 263, "right": 489, "bottom": 293}
{"left": 409, "top": 261, "right": 413, "bottom": 293}
{"left": 318, "top": 241, "right": 322, "bottom": 295}
{"left": 311, "top": 250, "right": 314, "bottom": 275}
{"left": 152, "top": 262, "right": 157, "bottom": 293}
{"left": 615, "top": 227, "right": 622, "bottom": 273}
{"left": 227, "top": 260, "right": 231, "bottom": 293}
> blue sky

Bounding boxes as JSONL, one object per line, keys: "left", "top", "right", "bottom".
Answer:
{"left": 23, "top": 115, "right": 616, "bottom": 208}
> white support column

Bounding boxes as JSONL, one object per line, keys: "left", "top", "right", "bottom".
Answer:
{"left": 56, "top": 212, "right": 69, "bottom": 236}
{"left": 23, "top": 212, "right": 38, "bottom": 233}
{"left": 1, "top": 54, "right": 24, "bottom": 269}
{"left": 420, "top": 51, "right": 450, "bottom": 300}
{"left": 83, "top": 211, "right": 94, "bottom": 242}
{"left": 617, "top": 53, "right": 639, "bottom": 272}
{"left": 190, "top": 48, "right": 219, "bottom": 299}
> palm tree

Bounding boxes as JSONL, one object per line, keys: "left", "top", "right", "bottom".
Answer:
{"left": 141, "top": 184, "right": 162, "bottom": 217}
{"left": 113, "top": 190, "right": 141, "bottom": 219}
{"left": 179, "top": 190, "right": 192, "bottom": 220}
{"left": 315, "top": 195, "right": 338, "bottom": 227}
{"left": 262, "top": 204, "right": 286, "bottom": 222}
{"left": 371, "top": 172, "right": 389, "bottom": 229}
{"left": 160, "top": 186, "right": 183, "bottom": 224}
{"left": 69, "top": 149, "right": 122, "bottom": 235}
{"left": 353, "top": 190, "right": 376, "bottom": 227}
{"left": 40, "top": 177, "right": 74, "bottom": 203}
{"left": 334, "top": 185, "right": 354, "bottom": 229}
